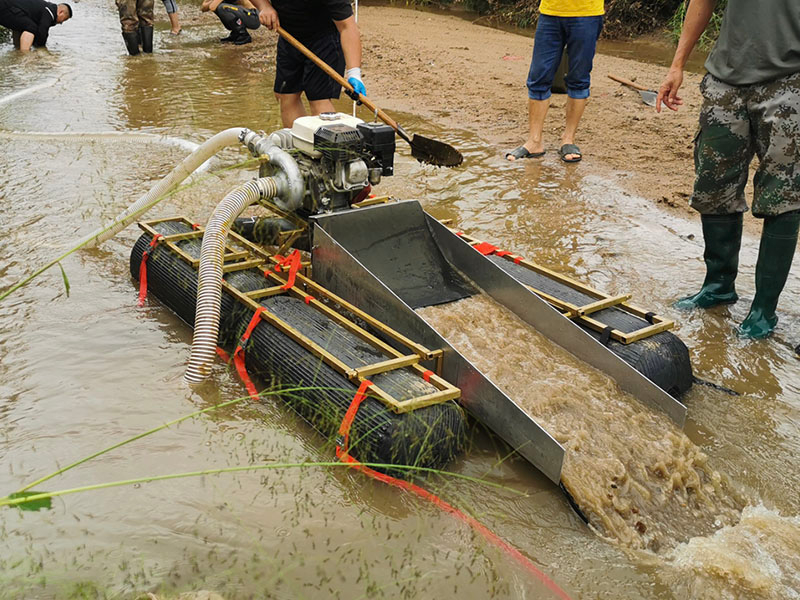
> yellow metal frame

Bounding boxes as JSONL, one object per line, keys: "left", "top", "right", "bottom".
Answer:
{"left": 137, "top": 218, "right": 459, "bottom": 413}
{"left": 351, "top": 195, "right": 394, "bottom": 209}
{"left": 454, "top": 230, "right": 674, "bottom": 345}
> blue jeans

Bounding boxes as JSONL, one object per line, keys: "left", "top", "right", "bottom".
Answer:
{"left": 527, "top": 14, "right": 603, "bottom": 100}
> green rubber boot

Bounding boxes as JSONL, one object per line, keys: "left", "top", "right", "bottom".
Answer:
{"left": 674, "top": 213, "right": 743, "bottom": 310}
{"left": 738, "top": 212, "right": 800, "bottom": 339}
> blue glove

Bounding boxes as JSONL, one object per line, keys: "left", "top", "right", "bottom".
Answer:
{"left": 346, "top": 67, "right": 366, "bottom": 97}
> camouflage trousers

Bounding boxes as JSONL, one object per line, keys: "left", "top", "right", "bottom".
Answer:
{"left": 116, "top": 0, "right": 154, "bottom": 32}
{"left": 691, "top": 71, "right": 800, "bottom": 217}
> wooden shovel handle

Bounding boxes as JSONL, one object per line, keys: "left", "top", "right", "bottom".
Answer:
{"left": 607, "top": 73, "right": 651, "bottom": 92}
{"left": 276, "top": 26, "right": 403, "bottom": 135}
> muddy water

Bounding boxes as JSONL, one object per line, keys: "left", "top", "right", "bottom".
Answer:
{"left": 419, "top": 295, "right": 746, "bottom": 553}
{"left": 2, "top": 3, "right": 800, "bottom": 600}
{"left": 419, "top": 296, "right": 800, "bottom": 597}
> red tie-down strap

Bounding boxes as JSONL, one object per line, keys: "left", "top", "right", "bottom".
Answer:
{"left": 335, "top": 379, "right": 374, "bottom": 461}
{"left": 474, "top": 242, "right": 516, "bottom": 259}
{"left": 232, "top": 306, "right": 266, "bottom": 399}
{"left": 273, "top": 249, "right": 302, "bottom": 290}
{"left": 332, "top": 379, "right": 572, "bottom": 599}
{"left": 137, "top": 234, "right": 163, "bottom": 307}
{"left": 473, "top": 241, "right": 498, "bottom": 255}
{"left": 351, "top": 184, "right": 372, "bottom": 205}
{"left": 220, "top": 324, "right": 573, "bottom": 598}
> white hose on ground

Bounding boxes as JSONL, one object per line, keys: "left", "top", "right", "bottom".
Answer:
{"left": 0, "top": 78, "right": 58, "bottom": 107}
{"left": 0, "top": 68, "right": 74, "bottom": 108}
{"left": 0, "top": 131, "right": 214, "bottom": 172}
{"left": 0, "top": 127, "right": 253, "bottom": 302}
{"left": 184, "top": 177, "right": 280, "bottom": 387}
{"left": 78, "top": 127, "right": 248, "bottom": 249}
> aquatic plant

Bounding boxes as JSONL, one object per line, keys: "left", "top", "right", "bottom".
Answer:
{"left": 668, "top": 0, "right": 728, "bottom": 49}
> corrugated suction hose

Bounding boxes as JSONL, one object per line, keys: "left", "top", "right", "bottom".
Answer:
{"left": 184, "top": 177, "right": 280, "bottom": 386}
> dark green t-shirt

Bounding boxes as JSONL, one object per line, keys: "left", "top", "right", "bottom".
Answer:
{"left": 705, "top": 0, "right": 800, "bottom": 85}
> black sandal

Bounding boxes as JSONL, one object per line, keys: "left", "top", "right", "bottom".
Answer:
{"left": 558, "top": 144, "right": 582, "bottom": 163}
{"left": 505, "top": 146, "right": 546, "bottom": 161}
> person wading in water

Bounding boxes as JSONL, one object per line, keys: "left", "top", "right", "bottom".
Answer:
{"left": 658, "top": 0, "right": 800, "bottom": 339}
{"left": 249, "top": 0, "right": 366, "bottom": 128}
{"left": 0, "top": 0, "right": 72, "bottom": 52}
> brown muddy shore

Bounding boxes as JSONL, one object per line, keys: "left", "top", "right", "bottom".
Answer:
{"left": 200, "top": 4, "right": 708, "bottom": 213}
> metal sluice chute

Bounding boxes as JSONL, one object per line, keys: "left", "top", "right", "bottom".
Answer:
{"left": 311, "top": 200, "right": 688, "bottom": 485}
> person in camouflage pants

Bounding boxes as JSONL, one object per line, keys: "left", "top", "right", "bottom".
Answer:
{"left": 657, "top": 0, "right": 800, "bottom": 339}
{"left": 116, "top": 0, "right": 154, "bottom": 55}
{"left": 692, "top": 72, "right": 800, "bottom": 217}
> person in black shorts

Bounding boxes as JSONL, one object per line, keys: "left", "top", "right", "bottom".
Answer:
{"left": 0, "top": 0, "right": 72, "bottom": 51}
{"left": 249, "top": 0, "right": 366, "bottom": 128}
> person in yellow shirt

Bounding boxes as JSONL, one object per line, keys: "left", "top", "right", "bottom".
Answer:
{"left": 506, "top": 0, "right": 604, "bottom": 163}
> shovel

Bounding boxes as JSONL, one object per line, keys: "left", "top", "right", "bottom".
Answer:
{"left": 276, "top": 26, "right": 463, "bottom": 167}
{"left": 607, "top": 74, "right": 657, "bottom": 107}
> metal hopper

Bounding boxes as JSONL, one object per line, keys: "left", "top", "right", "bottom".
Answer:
{"left": 310, "top": 200, "right": 687, "bottom": 485}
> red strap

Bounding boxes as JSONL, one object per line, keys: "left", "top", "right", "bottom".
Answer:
{"left": 514, "top": 256, "right": 523, "bottom": 264}
{"left": 137, "top": 234, "right": 162, "bottom": 307}
{"left": 273, "top": 250, "right": 302, "bottom": 290}
{"left": 351, "top": 184, "right": 372, "bottom": 205}
{"left": 495, "top": 250, "right": 512, "bottom": 257}
{"left": 304, "top": 295, "right": 313, "bottom": 305}
{"left": 422, "top": 369, "right": 433, "bottom": 382}
{"left": 273, "top": 251, "right": 295, "bottom": 271}
{"left": 191, "top": 223, "right": 201, "bottom": 230}
{"left": 335, "top": 379, "right": 373, "bottom": 459}
{"left": 215, "top": 347, "right": 231, "bottom": 363}
{"left": 473, "top": 241, "right": 498, "bottom": 255}
{"left": 215, "top": 312, "right": 572, "bottom": 598}
{"left": 232, "top": 307, "right": 265, "bottom": 399}
{"left": 455, "top": 231, "right": 464, "bottom": 237}
{"left": 345, "top": 460, "right": 571, "bottom": 598}
{"left": 333, "top": 382, "right": 573, "bottom": 599}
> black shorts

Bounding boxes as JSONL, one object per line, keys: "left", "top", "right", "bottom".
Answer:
{"left": 273, "top": 32, "right": 345, "bottom": 102}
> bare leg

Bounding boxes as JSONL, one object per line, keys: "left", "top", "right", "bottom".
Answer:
{"left": 168, "top": 11, "right": 180, "bottom": 34}
{"left": 507, "top": 97, "right": 550, "bottom": 161}
{"left": 308, "top": 99, "right": 336, "bottom": 115}
{"left": 18, "top": 31, "right": 34, "bottom": 52}
{"left": 276, "top": 92, "right": 306, "bottom": 128}
{"left": 561, "top": 97, "right": 587, "bottom": 161}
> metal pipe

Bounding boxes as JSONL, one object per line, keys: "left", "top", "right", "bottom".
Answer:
{"left": 241, "top": 129, "right": 304, "bottom": 211}
{"left": 184, "top": 177, "right": 280, "bottom": 387}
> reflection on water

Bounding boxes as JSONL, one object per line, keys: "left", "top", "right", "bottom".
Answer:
{"left": 2, "top": 0, "right": 800, "bottom": 598}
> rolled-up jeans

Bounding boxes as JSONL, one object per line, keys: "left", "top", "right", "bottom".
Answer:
{"left": 526, "top": 14, "right": 603, "bottom": 101}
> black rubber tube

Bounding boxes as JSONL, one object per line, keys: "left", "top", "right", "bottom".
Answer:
{"left": 488, "top": 255, "right": 694, "bottom": 396}
{"left": 131, "top": 222, "right": 467, "bottom": 473}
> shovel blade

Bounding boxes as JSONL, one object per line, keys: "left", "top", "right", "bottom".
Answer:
{"left": 410, "top": 134, "right": 464, "bottom": 167}
{"left": 640, "top": 91, "right": 657, "bottom": 107}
